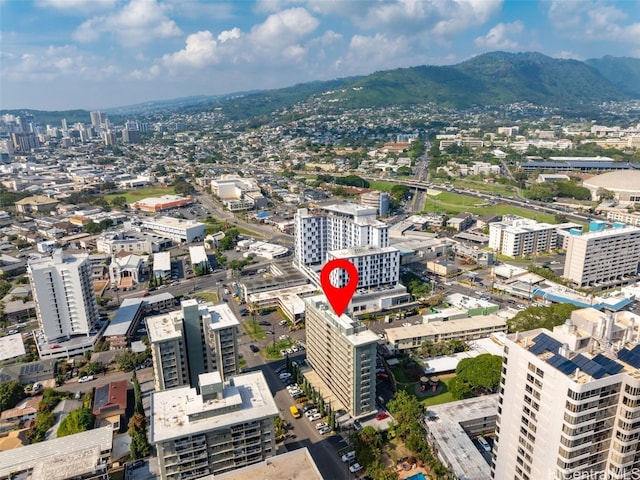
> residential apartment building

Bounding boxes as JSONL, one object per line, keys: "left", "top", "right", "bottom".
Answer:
{"left": 493, "top": 308, "right": 640, "bottom": 480}
{"left": 304, "top": 295, "right": 378, "bottom": 417}
{"left": 140, "top": 216, "right": 205, "bottom": 243}
{"left": 151, "top": 371, "right": 278, "bottom": 480}
{"left": 563, "top": 224, "right": 640, "bottom": 288}
{"left": 27, "top": 249, "right": 100, "bottom": 344}
{"left": 146, "top": 299, "right": 240, "bottom": 392}
{"left": 489, "top": 216, "right": 576, "bottom": 257}
{"left": 294, "top": 204, "right": 389, "bottom": 267}
{"left": 327, "top": 245, "right": 400, "bottom": 289}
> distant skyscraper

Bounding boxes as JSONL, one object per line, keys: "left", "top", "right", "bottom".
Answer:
{"left": 28, "top": 249, "right": 100, "bottom": 343}
{"left": 90, "top": 111, "right": 107, "bottom": 127}
{"left": 61, "top": 118, "right": 68, "bottom": 131}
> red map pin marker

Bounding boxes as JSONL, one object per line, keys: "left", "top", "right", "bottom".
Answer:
{"left": 320, "top": 258, "right": 359, "bottom": 317}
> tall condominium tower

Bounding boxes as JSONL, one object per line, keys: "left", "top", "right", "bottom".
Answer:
{"left": 563, "top": 224, "right": 640, "bottom": 288}
{"left": 492, "top": 308, "right": 640, "bottom": 480}
{"left": 28, "top": 249, "right": 100, "bottom": 343}
{"left": 294, "top": 204, "right": 389, "bottom": 267}
{"left": 304, "top": 295, "right": 378, "bottom": 417}
{"left": 146, "top": 299, "right": 240, "bottom": 392}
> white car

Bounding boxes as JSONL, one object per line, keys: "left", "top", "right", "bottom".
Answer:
{"left": 318, "top": 426, "right": 331, "bottom": 435}
{"left": 315, "top": 422, "right": 328, "bottom": 430}
{"left": 78, "top": 375, "right": 94, "bottom": 383}
{"left": 341, "top": 451, "right": 356, "bottom": 463}
{"left": 309, "top": 413, "right": 322, "bottom": 421}
{"left": 304, "top": 409, "right": 318, "bottom": 418}
{"left": 349, "top": 463, "right": 363, "bottom": 473}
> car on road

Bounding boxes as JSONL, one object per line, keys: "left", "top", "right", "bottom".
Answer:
{"left": 258, "top": 321, "right": 271, "bottom": 326}
{"left": 78, "top": 375, "right": 94, "bottom": 383}
{"left": 349, "top": 463, "right": 364, "bottom": 473}
{"left": 265, "top": 330, "right": 274, "bottom": 335}
{"left": 341, "top": 451, "right": 356, "bottom": 463}
{"left": 376, "top": 412, "right": 389, "bottom": 421}
{"left": 376, "top": 373, "right": 389, "bottom": 380}
{"left": 249, "top": 344, "right": 259, "bottom": 353}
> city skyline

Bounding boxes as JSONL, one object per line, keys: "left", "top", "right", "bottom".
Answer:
{"left": 1, "top": 0, "right": 639, "bottom": 111}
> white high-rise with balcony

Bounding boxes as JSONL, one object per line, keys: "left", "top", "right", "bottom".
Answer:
{"left": 28, "top": 249, "right": 100, "bottom": 343}
{"left": 492, "top": 308, "right": 640, "bottom": 480}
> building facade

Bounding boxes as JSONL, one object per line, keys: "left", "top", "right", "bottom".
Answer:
{"left": 151, "top": 371, "right": 277, "bottom": 480}
{"left": 140, "top": 216, "right": 205, "bottom": 243}
{"left": 563, "top": 225, "right": 640, "bottom": 288}
{"left": 492, "top": 308, "right": 640, "bottom": 480}
{"left": 489, "top": 217, "right": 563, "bottom": 257}
{"left": 304, "top": 295, "right": 378, "bottom": 417}
{"left": 147, "top": 300, "right": 240, "bottom": 392}
{"left": 327, "top": 246, "right": 400, "bottom": 289}
{"left": 28, "top": 249, "right": 100, "bottom": 343}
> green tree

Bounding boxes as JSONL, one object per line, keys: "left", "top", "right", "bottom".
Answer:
{"left": 507, "top": 303, "right": 579, "bottom": 333}
{"left": 0, "top": 381, "right": 26, "bottom": 411}
{"left": 111, "top": 195, "right": 128, "bottom": 208}
{"left": 387, "top": 390, "right": 423, "bottom": 440}
{"left": 115, "top": 350, "right": 137, "bottom": 371}
{"left": 449, "top": 354, "right": 502, "bottom": 400}
{"left": 132, "top": 370, "right": 144, "bottom": 416}
{"left": 128, "top": 413, "right": 151, "bottom": 458}
{"left": 57, "top": 408, "right": 94, "bottom": 437}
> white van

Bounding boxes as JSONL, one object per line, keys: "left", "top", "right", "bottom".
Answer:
{"left": 478, "top": 436, "right": 491, "bottom": 452}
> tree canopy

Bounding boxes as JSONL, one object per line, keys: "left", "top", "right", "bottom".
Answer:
{"left": 57, "top": 408, "right": 94, "bottom": 437}
{"left": 0, "top": 381, "right": 26, "bottom": 411}
{"left": 448, "top": 354, "right": 502, "bottom": 400}
{"left": 507, "top": 303, "right": 579, "bottom": 333}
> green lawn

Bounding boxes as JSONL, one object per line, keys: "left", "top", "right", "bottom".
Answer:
{"left": 194, "top": 291, "right": 220, "bottom": 303}
{"left": 431, "top": 191, "right": 485, "bottom": 206}
{"left": 423, "top": 195, "right": 557, "bottom": 223}
{"left": 264, "top": 339, "right": 294, "bottom": 359}
{"left": 241, "top": 319, "right": 267, "bottom": 340}
{"left": 451, "top": 179, "right": 516, "bottom": 197}
{"left": 390, "top": 367, "right": 457, "bottom": 407}
{"left": 368, "top": 180, "right": 399, "bottom": 192}
{"left": 105, "top": 186, "right": 176, "bottom": 204}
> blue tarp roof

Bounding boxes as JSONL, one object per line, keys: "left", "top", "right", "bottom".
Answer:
{"left": 255, "top": 212, "right": 270, "bottom": 219}
{"left": 532, "top": 288, "right": 632, "bottom": 312}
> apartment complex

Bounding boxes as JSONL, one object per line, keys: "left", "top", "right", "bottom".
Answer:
{"left": 489, "top": 216, "right": 576, "bottom": 257}
{"left": 492, "top": 308, "right": 640, "bottom": 480}
{"left": 27, "top": 249, "right": 100, "bottom": 343}
{"left": 146, "top": 300, "right": 239, "bottom": 392}
{"left": 294, "top": 204, "right": 389, "bottom": 267}
{"left": 563, "top": 224, "right": 640, "bottom": 288}
{"left": 327, "top": 245, "right": 400, "bottom": 289}
{"left": 151, "top": 371, "right": 278, "bottom": 480}
{"left": 304, "top": 295, "right": 378, "bottom": 417}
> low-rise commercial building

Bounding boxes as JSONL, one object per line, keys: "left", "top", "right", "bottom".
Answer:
{"left": 140, "top": 216, "right": 205, "bottom": 243}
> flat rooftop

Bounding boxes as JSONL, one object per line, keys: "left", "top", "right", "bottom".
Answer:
{"left": 424, "top": 395, "right": 498, "bottom": 480}
{"left": 214, "top": 447, "right": 323, "bottom": 480}
{"left": 146, "top": 310, "right": 184, "bottom": 343}
{"left": 198, "top": 301, "right": 240, "bottom": 331}
{"left": 304, "top": 295, "right": 379, "bottom": 347}
{"left": 0, "top": 426, "right": 113, "bottom": 478}
{"left": 386, "top": 315, "right": 507, "bottom": 344}
{"left": 0, "top": 333, "right": 26, "bottom": 361}
{"left": 142, "top": 216, "right": 204, "bottom": 229}
{"left": 150, "top": 371, "right": 278, "bottom": 444}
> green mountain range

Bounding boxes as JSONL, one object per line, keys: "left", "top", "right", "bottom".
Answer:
{"left": 3, "top": 52, "right": 639, "bottom": 123}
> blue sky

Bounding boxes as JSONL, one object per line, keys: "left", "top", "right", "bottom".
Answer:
{"left": 1, "top": 0, "right": 639, "bottom": 111}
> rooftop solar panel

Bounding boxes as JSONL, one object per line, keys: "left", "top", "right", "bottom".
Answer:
{"left": 572, "top": 354, "right": 608, "bottom": 379}
{"left": 591, "top": 354, "right": 624, "bottom": 375}
{"left": 529, "top": 333, "right": 562, "bottom": 355}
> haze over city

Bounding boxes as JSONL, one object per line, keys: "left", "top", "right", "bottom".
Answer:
{"left": 1, "top": 0, "right": 640, "bottom": 111}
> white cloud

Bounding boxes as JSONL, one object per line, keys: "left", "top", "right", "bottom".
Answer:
{"left": 73, "top": 0, "right": 181, "bottom": 46}
{"left": 162, "top": 31, "right": 221, "bottom": 68}
{"left": 334, "top": 33, "right": 420, "bottom": 75}
{"left": 547, "top": 0, "right": 640, "bottom": 45}
{"left": 36, "top": 0, "right": 116, "bottom": 12}
{"left": 218, "top": 28, "right": 241, "bottom": 43}
{"left": 250, "top": 7, "right": 319, "bottom": 47}
{"left": 474, "top": 21, "right": 523, "bottom": 50}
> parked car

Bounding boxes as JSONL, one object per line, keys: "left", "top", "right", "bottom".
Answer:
{"left": 341, "top": 451, "right": 356, "bottom": 463}
{"left": 309, "top": 413, "right": 322, "bottom": 421}
{"left": 318, "top": 426, "right": 331, "bottom": 435}
{"left": 78, "top": 375, "right": 94, "bottom": 383}
{"left": 249, "top": 344, "right": 260, "bottom": 353}
{"left": 349, "top": 463, "right": 363, "bottom": 473}
{"left": 315, "top": 422, "right": 328, "bottom": 430}
{"left": 376, "top": 412, "right": 389, "bottom": 421}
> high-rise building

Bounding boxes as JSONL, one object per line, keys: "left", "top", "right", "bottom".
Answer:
{"left": 294, "top": 204, "right": 389, "bottom": 267}
{"left": 90, "top": 111, "right": 107, "bottom": 127}
{"left": 304, "top": 295, "right": 378, "bottom": 417}
{"left": 492, "top": 308, "right": 640, "bottom": 480}
{"left": 151, "top": 371, "right": 278, "bottom": 479}
{"left": 28, "top": 249, "right": 100, "bottom": 343}
{"left": 488, "top": 216, "right": 573, "bottom": 257}
{"left": 327, "top": 246, "right": 400, "bottom": 289}
{"left": 360, "top": 191, "right": 390, "bottom": 216}
{"left": 146, "top": 299, "right": 240, "bottom": 392}
{"left": 563, "top": 224, "right": 640, "bottom": 288}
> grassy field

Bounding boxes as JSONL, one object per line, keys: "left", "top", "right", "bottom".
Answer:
{"left": 368, "top": 180, "right": 399, "bottom": 192}
{"left": 423, "top": 192, "right": 557, "bottom": 223}
{"left": 194, "top": 291, "right": 219, "bottom": 303}
{"left": 451, "top": 179, "right": 516, "bottom": 197}
{"left": 105, "top": 186, "right": 176, "bottom": 204}
{"left": 241, "top": 319, "right": 267, "bottom": 340}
